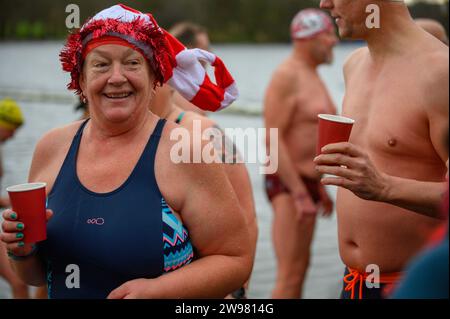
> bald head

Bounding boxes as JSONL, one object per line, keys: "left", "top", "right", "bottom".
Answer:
{"left": 415, "top": 18, "right": 449, "bottom": 45}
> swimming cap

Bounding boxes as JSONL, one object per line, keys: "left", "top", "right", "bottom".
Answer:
{"left": 0, "top": 98, "right": 24, "bottom": 130}
{"left": 291, "top": 8, "right": 334, "bottom": 40}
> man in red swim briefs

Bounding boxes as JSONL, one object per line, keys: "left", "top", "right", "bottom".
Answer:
{"left": 263, "top": 8, "right": 338, "bottom": 299}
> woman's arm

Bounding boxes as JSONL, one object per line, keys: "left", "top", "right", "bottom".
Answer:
{"left": 1, "top": 124, "right": 76, "bottom": 286}
{"left": 1, "top": 208, "right": 50, "bottom": 287}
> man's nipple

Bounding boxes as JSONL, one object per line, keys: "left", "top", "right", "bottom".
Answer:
{"left": 388, "top": 138, "right": 397, "bottom": 147}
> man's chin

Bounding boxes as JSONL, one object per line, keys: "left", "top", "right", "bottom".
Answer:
{"left": 338, "top": 27, "right": 354, "bottom": 40}
{"left": 338, "top": 30, "right": 349, "bottom": 39}
{"left": 339, "top": 28, "right": 365, "bottom": 41}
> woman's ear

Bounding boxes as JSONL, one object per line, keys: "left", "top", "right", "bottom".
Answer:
{"left": 150, "top": 85, "right": 156, "bottom": 101}
{"left": 79, "top": 71, "right": 86, "bottom": 93}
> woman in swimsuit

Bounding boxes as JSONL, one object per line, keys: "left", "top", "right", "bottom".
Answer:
{"left": 0, "top": 4, "right": 251, "bottom": 299}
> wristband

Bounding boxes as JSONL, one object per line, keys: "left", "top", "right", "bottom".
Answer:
{"left": 7, "top": 244, "right": 38, "bottom": 261}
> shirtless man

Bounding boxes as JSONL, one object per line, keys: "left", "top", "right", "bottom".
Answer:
{"left": 169, "top": 22, "right": 211, "bottom": 116}
{"left": 263, "top": 9, "right": 338, "bottom": 299}
{"left": 415, "top": 18, "right": 448, "bottom": 44}
{"left": 316, "top": 0, "right": 449, "bottom": 299}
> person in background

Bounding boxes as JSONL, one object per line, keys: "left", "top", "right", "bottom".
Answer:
{"left": 0, "top": 97, "right": 29, "bottom": 299}
{"left": 263, "top": 9, "right": 338, "bottom": 299}
{"left": 169, "top": 22, "right": 211, "bottom": 116}
{"left": 415, "top": 18, "right": 449, "bottom": 45}
{"left": 165, "top": 22, "right": 257, "bottom": 299}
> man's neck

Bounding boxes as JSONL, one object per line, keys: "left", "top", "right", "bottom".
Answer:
{"left": 292, "top": 43, "right": 319, "bottom": 70}
{"left": 365, "top": 3, "right": 421, "bottom": 61}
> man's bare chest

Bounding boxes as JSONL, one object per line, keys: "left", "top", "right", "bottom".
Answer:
{"left": 292, "top": 80, "right": 336, "bottom": 123}
{"left": 344, "top": 71, "right": 431, "bottom": 158}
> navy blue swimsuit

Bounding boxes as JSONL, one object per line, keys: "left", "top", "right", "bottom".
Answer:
{"left": 40, "top": 119, "right": 194, "bottom": 299}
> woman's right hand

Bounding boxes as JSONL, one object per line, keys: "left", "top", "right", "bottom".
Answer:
{"left": 0, "top": 209, "right": 53, "bottom": 256}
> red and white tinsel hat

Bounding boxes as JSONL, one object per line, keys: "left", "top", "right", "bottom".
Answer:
{"left": 60, "top": 4, "right": 238, "bottom": 112}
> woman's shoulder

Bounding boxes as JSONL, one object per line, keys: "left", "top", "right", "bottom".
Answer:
{"left": 32, "top": 120, "right": 85, "bottom": 164}
{"left": 37, "top": 121, "right": 85, "bottom": 149}
{"left": 29, "top": 120, "right": 86, "bottom": 184}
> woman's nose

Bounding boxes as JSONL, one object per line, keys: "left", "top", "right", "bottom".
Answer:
{"left": 107, "top": 63, "right": 127, "bottom": 86}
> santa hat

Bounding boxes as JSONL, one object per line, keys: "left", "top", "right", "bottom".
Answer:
{"left": 60, "top": 4, "right": 238, "bottom": 112}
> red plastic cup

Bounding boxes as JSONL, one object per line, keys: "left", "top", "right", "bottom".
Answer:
{"left": 317, "top": 114, "right": 355, "bottom": 155}
{"left": 6, "top": 182, "right": 47, "bottom": 243}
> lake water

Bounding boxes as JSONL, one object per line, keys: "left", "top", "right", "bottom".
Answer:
{"left": 0, "top": 41, "right": 363, "bottom": 299}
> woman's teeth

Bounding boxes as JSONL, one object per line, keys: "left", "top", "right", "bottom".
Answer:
{"left": 105, "top": 93, "right": 132, "bottom": 99}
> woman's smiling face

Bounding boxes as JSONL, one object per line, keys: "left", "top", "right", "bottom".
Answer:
{"left": 80, "top": 44, "right": 156, "bottom": 123}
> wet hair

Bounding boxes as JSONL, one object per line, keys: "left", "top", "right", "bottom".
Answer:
{"left": 169, "top": 22, "right": 207, "bottom": 48}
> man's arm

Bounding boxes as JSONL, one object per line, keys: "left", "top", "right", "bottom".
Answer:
{"left": 425, "top": 53, "right": 449, "bottom": 165}
{"left": 384, "top": 52, "right": 449, "bottom": 217}
{"left": 383, "top": 177, "right": 446, "bottom": 218}
{"left": 264, "top": 68, "right": 311, "bottom": 198}
{"left": 315, "top": 142, "right": 447, "bottom": 219}
{"left": 383, "top": 52, "right": 449, "bottom": 217}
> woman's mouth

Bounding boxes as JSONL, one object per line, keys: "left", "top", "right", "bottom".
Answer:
{"left": 104, "top": 92, "right": 133, "bottom": 99}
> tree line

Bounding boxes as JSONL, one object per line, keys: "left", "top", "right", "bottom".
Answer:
{"left": 0, "top": 0, "right": 448, "bottom": 42}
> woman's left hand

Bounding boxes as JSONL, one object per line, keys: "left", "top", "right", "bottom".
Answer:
{"left": 314, "top": 142, "right": 389, "bottom": 202}
{"left": 107, "top": 278, "right": 153, "bottom": 299}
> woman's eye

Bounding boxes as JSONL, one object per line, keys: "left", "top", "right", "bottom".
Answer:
{"left": 127, "top": 60, "right": 139, "bottom": 66}
{"left": 94, "top": 63, "right": 107, "bottom": 68}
